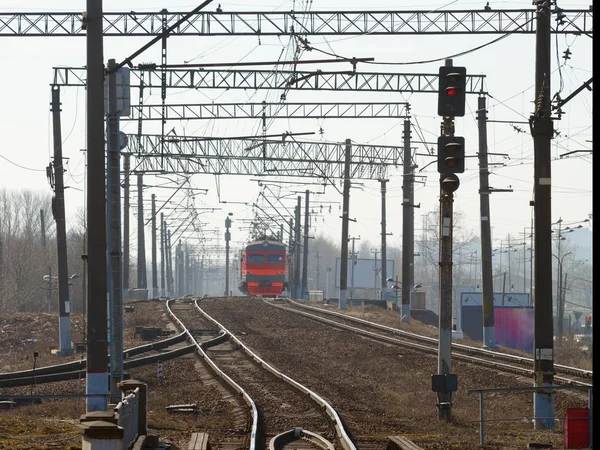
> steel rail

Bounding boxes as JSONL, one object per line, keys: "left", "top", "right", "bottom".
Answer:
{"left": 192, "top": 298, "right": 357, "bottom": 450}
{"left": 270, "top": 298, "right": 592, "bottom": 387}
{"left": 0, "top": 331, "right": 188, "bottom": 382}
{"left": 0, "top": 343, "right": 196, "bottom": 388}
{"left": 165, "top": 297, "right": 258, "bottom": 450}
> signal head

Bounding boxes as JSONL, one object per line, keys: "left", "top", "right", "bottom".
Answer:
{"left": 438, "top": 66, "right": 467, "bottom": 117}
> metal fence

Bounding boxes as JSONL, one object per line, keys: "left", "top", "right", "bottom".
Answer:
{"left": 114, "top": 387, "right": 140, "bottom": 449}
{"left": 467, "top": 385, "right": 593, "bottom": 447}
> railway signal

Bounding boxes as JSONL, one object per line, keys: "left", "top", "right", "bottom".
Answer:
{"left": 437, "top": 136, "right": 465, "bottom": 174}
{"left": 439, "top": 173, "right": 460, "bottom": 193}
{"left": 438, "top": 66, "right": 466, "bottom": 117}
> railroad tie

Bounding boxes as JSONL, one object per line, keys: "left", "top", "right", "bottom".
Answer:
{"left": 387, "top": 435, "right": 423, "bottom": 450}
{"left": 188, "top": 432, "right": 211, "bottom": 450}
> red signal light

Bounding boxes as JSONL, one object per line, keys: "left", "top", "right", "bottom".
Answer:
{"left": 438, "top": 66, "right": 466, "bottom": 116}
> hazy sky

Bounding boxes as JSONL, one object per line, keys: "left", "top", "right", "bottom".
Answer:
{"left": 0, "top": 0, "right": 593, "bottom": 261}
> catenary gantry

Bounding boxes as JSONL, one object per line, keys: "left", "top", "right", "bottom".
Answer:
{"left": 0, "top": 9, "right": 592, "bottom": 36}
{"left": 125, "top": 102, "right": 411, "bottom": 121}
{"left": 126, "top": 136, "right": 402, "bottom": 178}
{"left": 53, "top": 67, "right": 487, "bottom": 93}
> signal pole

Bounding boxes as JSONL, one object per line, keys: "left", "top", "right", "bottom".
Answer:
{"left": 433, "top": 59, "right": 464, "bottom": 421}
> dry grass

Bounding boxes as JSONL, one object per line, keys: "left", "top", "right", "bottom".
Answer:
{"left": 327, "top": 303, "right": 593, "bottom": 369}
{"left": 0, "top": 407, "right": 82, "bottom": 450}
{"left": 0, "top": 300, "right": 175, "bottom": 450}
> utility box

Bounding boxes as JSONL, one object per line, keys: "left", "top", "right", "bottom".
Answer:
{"left": 412, "top": 291, "right": 426, "bottom": 309}
{"left": 308, "top": 291, "right": 323, "bottom": 303}
{"left": 564, "top": 408, "right": 590, "bottom": 449}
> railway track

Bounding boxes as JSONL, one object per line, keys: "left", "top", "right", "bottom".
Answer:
{"left": 167, "top": 297, "right": 355, "bottom": 450}
{"left": 1, "top": 296, "right": 590, "bottom": 449}
{"left": 265, "top": 297, "right": 592, "bottom": 388}
{"left": 0, "top": 330, "right": 196, "bottom": 388}
{"left": 1, "top": 297, "right": 357, "bottom": 449}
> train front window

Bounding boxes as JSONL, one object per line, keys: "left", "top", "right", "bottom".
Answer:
{"left": 248, "top": 254, "right": 264, "bottom": 263}
{"left": 267, "top": 254, "right": 283, "bottom": 263}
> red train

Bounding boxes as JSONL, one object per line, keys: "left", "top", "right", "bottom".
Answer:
{"left": 238, "top": 240, "right": 289, "bottom": 297}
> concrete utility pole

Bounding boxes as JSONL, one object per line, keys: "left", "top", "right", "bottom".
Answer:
{"left": 301, "top": 190, "right": 310, "bottom": 299}
{"left": 0, "top": 241, "right": 3, "bottom": 291}
{"left": 531, "top": 0, "right": 555, "bottom": 429}
{"left": 477, "top": 94, "right": 496, "bottom": 348}
{"left": 176, "top": 241, "right": 183, "bottom": 296}
{"left": 185, "top": 244, "right": 190, "bottom": 294}
{"left": 46, "top": 266, "right": 52, "bottom": 312}
{"left": 50, "top": 85, "right": 73, "bottom": 357}
{"left": 401, "top": 119, "right": 415, "bottom": 323}
{"left": 105, "top": 58, "right": 123, "bottom": 398}
{"left": 123, "top": 154, "right": 130, "bottom": 290}
{"left": 137, "top": 174, "right": 147, "bottom": 289}
{"left": 179, "top": 242, "right": 185, "bottom": 296}
{"left": 160, "top": 213, "right": 165, "bottom": 297}
{"left": 174, "top": 241, "right": 179, "bottom": 295}
{"left": 529, "top": 219, "right": 534, "bottom": 304}
{"left": 371, "top": 249, "right": 379, "bottom": 295}
{"left": 560, "top": 272, "right": 568, "bottom": 339}
{"left": 81, "top": 235, "right": 86, "bottom": 326}
{"left": 224, "top": 214, "right": 232, "bottom": 296}
{"left": 199, "top": 255, "right": 204, "bottom": 294}
{"left": 552, "top": 219, "right": 573, "bottom": 345}
{"left": 349, "top": 236, "right": 360, "bottom": 302}
{"left": 151, "top": 194, "right": 158, "bottom": 298}
{"left": 379, "top": 178, "right": 389, "bottom": 300}
{"left": 85, "top": 0, "right": 108, "bottom": 412}
{"left": 294, "top": 199, "right": 301, "bottom": 299}
{"left": 315, "top": 251, "right": 321, "bottom": 291}
{"left": 40, "top": 210, "right": 46, "bottom": 248}
{"left": 288, "top": 217, "right": 294, "bottom": 296}
{"left": 167, "top": 229, "right": 173, "bottom": 295}
{"left": 339, "top": 139, "right": 352, "bottom": 310}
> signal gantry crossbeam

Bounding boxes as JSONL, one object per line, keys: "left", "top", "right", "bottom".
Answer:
{"left": 53, "top": 67, "right": 486, "bottom": 93}
{"left": 126, "top": 136, "right": 403, "bottom": 178}
{"left": 125, "top": 102, "right": 411, "bottom": 121}
{"left": 0, "top": 9, "right": 592, "bottom": 36}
